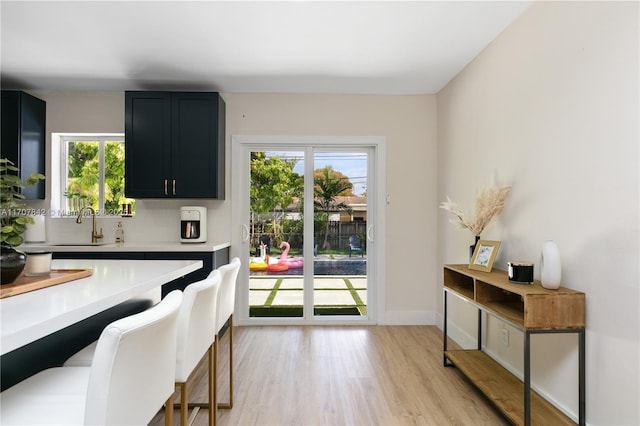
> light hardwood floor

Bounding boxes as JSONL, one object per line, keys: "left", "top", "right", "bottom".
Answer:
{"left": 152, "top": 325, "right": 509, "bottom": 426}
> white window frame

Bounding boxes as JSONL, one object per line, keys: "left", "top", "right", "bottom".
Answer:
{"left": 51, "top": 133, "right": 125, "bottom": 218}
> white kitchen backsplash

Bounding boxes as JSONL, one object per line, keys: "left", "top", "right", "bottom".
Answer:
{"left": 27, "top": 198, "right": 229, "bottom": 244}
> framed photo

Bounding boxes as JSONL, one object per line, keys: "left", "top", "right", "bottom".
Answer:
{"left": 469, "top": 240, "right": 501, "bottom": 272}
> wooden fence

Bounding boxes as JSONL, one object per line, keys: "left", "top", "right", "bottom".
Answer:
{"left": 252, "top": 221, "right": 367, "bottom": 252}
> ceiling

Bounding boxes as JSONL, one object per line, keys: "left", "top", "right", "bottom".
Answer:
{"left": 0, "top": 1, "right": 532, "bottom": 95}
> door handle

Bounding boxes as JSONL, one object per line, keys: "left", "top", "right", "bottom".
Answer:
{"left": 164, "top": 179, "right": 168, "bottom": 196}
{"left": 172, "top": 180, "right": 176, "bottom": 195}
{"left": 367, "top": 225, "right": 374, "bottom": 243}
{"left": 242, "top": 225, "right": 250, "bottom": 242}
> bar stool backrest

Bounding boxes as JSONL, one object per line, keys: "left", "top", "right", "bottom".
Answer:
{"left": 175, "top": 269, "right": 221, "bottom": 382}
{"left": 216, "top": 257, "right": 241, "bottom": 333}
{"left": 85, "top": 290, "right": 183, "bottom": 425}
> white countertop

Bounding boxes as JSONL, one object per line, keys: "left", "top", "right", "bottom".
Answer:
{"left": 19, "top": 241, "right": 230, "bottom": 253}
{"left": 0, "top": 258, "right": 203, "bottom": 355}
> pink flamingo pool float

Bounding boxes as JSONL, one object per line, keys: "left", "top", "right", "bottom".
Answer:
{"left": 278, "top": 241, "right": 304, "bottom": 269}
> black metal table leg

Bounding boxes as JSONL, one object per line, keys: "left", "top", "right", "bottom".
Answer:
{"left": 524, "top": 330, "right": 531, "bottom": 426}
{"left": 579, "top": 329, "right": 586, "bottom": 426}
{"left": 443, "top": 290, "right": 450, "bottom": 366}
{"left": 477, "top": 309, "right": 482, "bottom": 350}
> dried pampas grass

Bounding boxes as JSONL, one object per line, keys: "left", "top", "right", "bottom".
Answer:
{"left": 440, "top": 185, "right": 512, "bottom": 236}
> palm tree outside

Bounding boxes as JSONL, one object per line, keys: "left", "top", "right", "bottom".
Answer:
{"left": 314, "top": 166, "right": 353, "bottom": 250}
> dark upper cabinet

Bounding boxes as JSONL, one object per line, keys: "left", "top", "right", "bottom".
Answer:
{"left": 1, "top": 91, "right": 46, "bottom": 199}
{"left": 124, "top": 92, "right": 172, "bottom": 198}
{"left": 124, "top": 91, "right": 225, "bottom": 199}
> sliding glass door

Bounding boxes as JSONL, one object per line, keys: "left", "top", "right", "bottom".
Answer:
{"left": 232, "top": 136, "right": 384, "bottom": 324}
{"left": 312, "top": 150, "right": 368, "bottom": 317}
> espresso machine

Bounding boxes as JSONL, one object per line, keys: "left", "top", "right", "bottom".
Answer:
{"left": 180, "top": 206, "right": 207, "bottom": 243}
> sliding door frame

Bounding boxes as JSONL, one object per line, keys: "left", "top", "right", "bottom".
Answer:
{"left": 231, "top": 135, "right": 386, "bottom": 325}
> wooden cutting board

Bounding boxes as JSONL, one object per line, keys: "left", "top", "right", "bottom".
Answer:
{"left": 0, "top": 269, "right": 93, "bottom": 299}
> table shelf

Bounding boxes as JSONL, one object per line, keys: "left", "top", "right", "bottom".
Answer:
{"left": 443, "top": 264, "right": 585, "bottom": 426}
{"left": 445, "top": 350, "right": 575, "bottom": 426}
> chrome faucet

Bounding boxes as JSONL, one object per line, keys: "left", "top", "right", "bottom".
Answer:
{"left": 76, "top": 206, "right": 104, "bottom": 243}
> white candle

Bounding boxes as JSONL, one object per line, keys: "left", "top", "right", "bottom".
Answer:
{"left": 25, "top": 252, "right": 52, "bottom": 276}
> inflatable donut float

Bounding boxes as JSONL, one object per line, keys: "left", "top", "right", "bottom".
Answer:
{"left": 267, "top": 263, "right": 288, "bottom": 272}
{"left": 281, "top": 258, "right": 303, "bottom": 269}
{"left": 249, "top": 262, "right": 268, "bottom": 271}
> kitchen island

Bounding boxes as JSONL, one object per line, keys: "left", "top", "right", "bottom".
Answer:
{"left": 20, "top": 241, "right": 230, "bottom": 297}
{"left": 20, "top": 241, "right": 230, "bottom": 253}
{"left": 0, "top": 258, "right": 202, "bottom": 389}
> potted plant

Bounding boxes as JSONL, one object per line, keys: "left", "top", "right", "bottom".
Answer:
{"left": 1, "top": 158, "right": 45, "bottom": 284}
{"left": 440, "top": 184, "right": 511, "bottom": 259}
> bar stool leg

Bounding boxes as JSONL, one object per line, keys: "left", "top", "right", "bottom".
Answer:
{"left": 218, "top": 315, "right": 234, "bottom": 409}
{"left": 181, "top": 382, "right": 189, "bottom": 426}
{"left": 165, "top": 395, "right": 174, "bottom": 426}
{"left": 212, "top": 340, "right": 218, "bottom": 426}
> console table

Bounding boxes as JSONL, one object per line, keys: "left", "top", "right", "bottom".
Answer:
{"left": 442, "top": 264, "right": 585, "bottom": 426}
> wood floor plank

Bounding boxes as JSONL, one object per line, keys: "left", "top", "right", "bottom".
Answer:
{"left": 152, "top": 326, "right": 509, "bottom": 426}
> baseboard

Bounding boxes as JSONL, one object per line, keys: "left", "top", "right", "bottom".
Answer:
{"left": 378, "top": 310, "right": 437, "bottom": 325}
{"left": 444, "top": 318, "right": 478, "bottom": 349}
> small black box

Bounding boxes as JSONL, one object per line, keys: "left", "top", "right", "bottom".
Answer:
{"left": 508, "top": 262, "right": 534, "bottom": 284}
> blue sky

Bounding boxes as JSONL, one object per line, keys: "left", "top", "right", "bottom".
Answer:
{"left": 267, "top": 151, "right": 368, "bottom": 196}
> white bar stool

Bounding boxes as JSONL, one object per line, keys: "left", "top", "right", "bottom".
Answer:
{"left": 64, "top": 271, "right": 223, "bottom": 426}
{"left": 215, "top": 257, "right": 241, "bottom": 409}
{"left": 0, "top": 290, "right": 183, "bottom": 425}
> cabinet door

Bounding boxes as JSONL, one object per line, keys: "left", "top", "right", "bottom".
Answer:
{"left": 124, "top": 92, "right": 172, "bottom": 198}
{"left": 171, "top": 92, "right": 225, "bottom": 198}
{"left": 1, "top": 91, "right": 46, "bottom": 199}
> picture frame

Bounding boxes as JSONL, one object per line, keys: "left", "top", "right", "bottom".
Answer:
{"left": 469, "top": 240, "right": 501, "bottom": 272}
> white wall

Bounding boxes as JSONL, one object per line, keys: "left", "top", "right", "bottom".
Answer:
{"left": 437, "top": 2, "right": 639, "bottom": 424}
{"left": 29, "top": 91, "right": 440, "bottom": 323}
{"left": 224, "top": 94, "right": 438, "bottom": 320}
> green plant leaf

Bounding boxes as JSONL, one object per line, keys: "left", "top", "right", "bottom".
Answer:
{"left": 15, "top": 216, "right": 34, "bottom": 225}
{"left": 4, "top": 234, "right": 23, "bottom": 246}
{"left": 25, "top": 173, "right": 46, "bottom": 186}
{"left": 1, "top": 157, "right": 46, "bottom": 248}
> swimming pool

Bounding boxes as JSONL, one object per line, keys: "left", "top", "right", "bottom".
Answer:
{"left": 250, "top": 260, "right": 366, "bottom": 276}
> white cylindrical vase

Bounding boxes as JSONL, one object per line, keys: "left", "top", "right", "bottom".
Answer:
{"left": 540, "top": 240, "right": 561, "bottom": 289}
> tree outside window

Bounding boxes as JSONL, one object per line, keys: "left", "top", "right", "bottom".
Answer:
{"left": 62, "top": 135, "right": 133, "bottom": 216}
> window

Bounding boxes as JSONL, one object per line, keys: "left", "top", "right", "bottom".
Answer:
{"left": 51, "top": 133, "right": 134, "bottom": 217}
